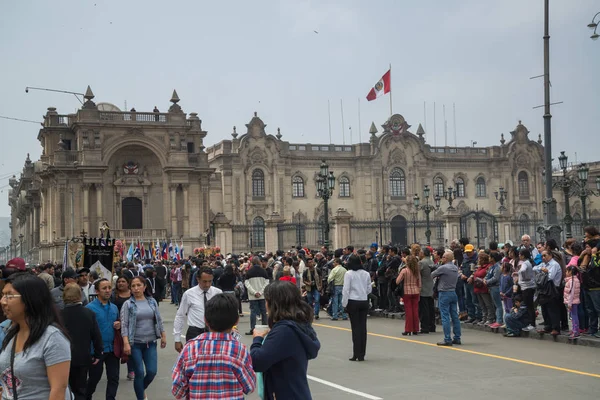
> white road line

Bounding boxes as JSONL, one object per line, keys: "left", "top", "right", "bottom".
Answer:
{"left": 307, "top": 375, "right": 383, "bottom": 400}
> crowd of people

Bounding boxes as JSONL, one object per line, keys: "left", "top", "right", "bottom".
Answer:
{"left": 0, "top": 224, "right": 599, "bottom": 398}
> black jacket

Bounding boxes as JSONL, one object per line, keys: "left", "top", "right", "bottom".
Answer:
{"left": 61, "top": 303, "right": 103, "bottom": 366}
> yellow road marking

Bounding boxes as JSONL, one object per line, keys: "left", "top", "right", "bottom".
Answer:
{"left": 313, "top": 323, "right": 600, "bottom": 379}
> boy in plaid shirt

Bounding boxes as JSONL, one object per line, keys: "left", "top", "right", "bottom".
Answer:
{"left": 172, "top": 294, "right": 256, "bottom": 399}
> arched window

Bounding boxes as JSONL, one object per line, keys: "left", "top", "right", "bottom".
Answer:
{"left": 518, "top": 171, "right": 529, "bottom": 198}
{"left": 389, "top": 168, "right": 406, "bottom": 198}
{"left": 292, "top": 176, "right": 304, "bottom": 198}
{"left": 455, "top": 178, "right": 465, "bottom": 197}
{"left": 519, "top": 214, "right": 529, "bottom": 237}
{"left": 433, "top": 177, "right": 445, "bottom": 198}
{"left": 252, "top": 217, "right": 265, "bottom": 249}
{"left": 475, "top": 177, "right": 486, "bottom": 197}
{"left": 339, "top": 176, "right": 350, "bottom": 197}
{"left": 252, "top": 169, "right": 265, "bottom": 197}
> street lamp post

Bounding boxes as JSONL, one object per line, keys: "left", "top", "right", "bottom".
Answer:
{"left": 316, "top": 160, "right": 336, "bottom": 249}
{"left": 444, "top": 186, "right": 456, "bottom": 211}
{"left": 494, "top": 187, "right": 508, "bottom": 211}
{"left": 414, "top": 185, "right": 441, "bottom": 246}
{"left": 411, "top": 211, "right": 417, "bottom": 244}
{"left": 587, "top": 12, "right": 600, "bottom": 41}
{"left": 576, "top": 163, "right": 600, "bottom": 226}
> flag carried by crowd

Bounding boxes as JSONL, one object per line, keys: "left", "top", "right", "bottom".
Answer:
{"left": 122, "top": 238, "right": 187, "bottom": 262}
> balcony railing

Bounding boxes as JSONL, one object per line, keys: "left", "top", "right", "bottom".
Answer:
{"left": 112, "top": 229, "right": 168, "bottom": 240}
{"left": 99, "top": 111, "right": 168, "bottom": 123}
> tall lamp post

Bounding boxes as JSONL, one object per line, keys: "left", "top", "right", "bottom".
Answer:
{"left": 576, "top": 163, "right": 600, "bottom": 226}
{"left": 414, "top": 185, "right": 441, "bottom": 246}
{"left": 316, "top": 160, "right": 335, "bottom": 249}
{"left": 588, "top": 12, "right": 600, "bottom": 41}
{"left": 555, "top": 151, "right": 578, "bottom": 239}
{"left": 444, "top": 186, "right": 456, "bottom": 211}
{"left": 494, "top": 187, "right": 508, "bottom": 212}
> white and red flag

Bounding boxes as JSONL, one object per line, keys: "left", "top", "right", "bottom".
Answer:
{"left": 366, "top": 69, "right": 391, "bottom": 101}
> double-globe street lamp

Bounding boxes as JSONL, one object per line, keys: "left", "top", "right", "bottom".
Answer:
{"left": 316, "top": 160, "right": 335, "bottom": 250}
{"left": 413, "top": 185, "right": 440, "bottom": 246}
{"left": 554, "top": 152, "right": 600, "bottom": 238}
{"left": 575, "top": 163, "right": 600, "bottom": 226}
{"left": 588, "top": 12, "right": 600, "bottom": 41}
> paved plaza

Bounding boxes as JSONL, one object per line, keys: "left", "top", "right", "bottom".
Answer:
{"left": 96, "top": 302, "right": 600, "bottom": 400}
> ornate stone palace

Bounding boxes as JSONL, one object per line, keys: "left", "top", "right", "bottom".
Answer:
{"left": 6, "top": 88, "right": 600, "bottom": 262}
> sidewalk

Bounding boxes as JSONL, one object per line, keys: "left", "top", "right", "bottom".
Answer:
{"left": 371, "top": 310, "right": 600, "bottom": 348}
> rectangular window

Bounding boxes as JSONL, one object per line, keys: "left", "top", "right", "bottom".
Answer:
{"left": 335, "top": 146, "right": 343, "bottom": 151}
{"left": 436, "top": 225, "right": 444, "bottom": 239}
{"left": 298, "top": 145, "right": 306, "bottom": 151}
{"left": 312, "top": 146, "right": 320, "bottom": 151}
{"left": 187, "top": 142, "right": 195, "bottom": 153}
{"left": 289, "top": 145, "right": 297, "bottom": 150}
{"left": 320, "top": 146, "right": 329, "bottom": 151}
{"left": 94, "top": 133, "right": 101, "bottom": 146}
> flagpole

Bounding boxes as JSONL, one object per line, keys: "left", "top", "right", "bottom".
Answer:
{"left": 357, "top": 98, "right": 362, "bottom": 144}
{"left": 389, "top": 63, "right": 393, "bottom": 117}
{"left": 340, "top": 99, "right": 346, "bottom": 145}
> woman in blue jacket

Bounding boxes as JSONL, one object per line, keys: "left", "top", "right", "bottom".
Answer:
{"left": 251, "top": 280, "right": 321, "bottom": 400}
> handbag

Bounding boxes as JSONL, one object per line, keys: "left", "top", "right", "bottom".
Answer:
{"left": 113, "top": 328, "right": 129, "bottom": 364}
{"left": 394, "top": 279, "right": 404, "bottom": 297}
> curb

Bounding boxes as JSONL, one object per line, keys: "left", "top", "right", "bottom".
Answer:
{"left": 370, "top": 311, "right": 600, "bottom": 349}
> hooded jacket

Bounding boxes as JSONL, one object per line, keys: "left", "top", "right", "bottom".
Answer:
{"left": 250, "top": 320, "right": 321, "bottom": 400}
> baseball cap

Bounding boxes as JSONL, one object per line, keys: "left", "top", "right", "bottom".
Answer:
{"left": 464, "top": 244, "right": 475, "bottom": 252}
{"left": 370, "top": 243, "right": 378, "bottom": 249}
{"left": 5, "top": 258, "right": 26, "bottom": 271}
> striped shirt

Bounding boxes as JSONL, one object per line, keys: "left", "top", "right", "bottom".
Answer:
{"left": 398, "top": 267, "right": 422, "bottom": 295}
{"left": 172, "top": 332, "right": 256, "bottom": 400}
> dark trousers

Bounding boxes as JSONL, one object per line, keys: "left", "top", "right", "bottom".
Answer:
{"left": 185, "top": 326, "right": 206, "bottom": 342}
{"left": 419, "top": 296, "right": 436, "bottom": 333}
{"left": 522, "top": 288, "right": 536, "bottom": 327}
{"left": 378, "top": 282, "right": 389, "bottom": 310}
{"left": 347, "top": 299, "right": 369, "bottom": 359}
{"left": 86, "top": 352, "right": 120, "bottom": 400}
{"left": 541, "top": 296, "right": 562, "bottom": 332}
{"left": 69, "top": 365, "right": 89, "bottom": 400}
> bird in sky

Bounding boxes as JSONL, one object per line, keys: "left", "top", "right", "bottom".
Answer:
{"left": 314, "top": 30, "right": 319, "bottom": 34}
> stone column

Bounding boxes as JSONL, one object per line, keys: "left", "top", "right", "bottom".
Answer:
{"left": 332, "top": 208, "right": 353, "bottom": 249}
{"left": 82, "top": 184, "right": 90, "bottom": 235}
{"left": 96, "top": 183, "right": 103, "bottom": 223}
{"left": 444, "top": 210, "right": 461, "bottom": 243}
{"left": 213, "top": 213, "right": 232, "bottom": 254}
{"left": 266, "top": 212, "right": 285, "bottom": 252}
{"left": 170, "top": 184, "right": 178, "bottom": 237}
{"left": 182, "top": 184, "right": 190, "bottom": 237}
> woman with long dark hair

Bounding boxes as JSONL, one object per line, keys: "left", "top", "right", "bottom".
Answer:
{"left": 250, "top": 281, "right": 320, "bottom": 400}
{"left": 110, "top": 275, "right": 135, "bottom": 381}
{"left": 0, "top": 273, "right": 72, "bottom": 399}
{"left": 342, "top": 254, "right": 371, "bottom": 361}
{"left": 121, "top": 276, "right": 166, "bottom": 400}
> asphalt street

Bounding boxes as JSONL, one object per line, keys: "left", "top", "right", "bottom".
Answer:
{"left": 96, "top": 302, "right": 600, "bottom": 399}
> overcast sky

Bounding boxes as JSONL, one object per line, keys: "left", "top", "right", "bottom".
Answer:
{"left": 1, "top": 0, "right": 599, "bottom": 217}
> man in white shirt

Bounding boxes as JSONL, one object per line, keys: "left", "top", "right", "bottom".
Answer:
{"left": 174, "top": 266, "right": 223, "bottom": 352}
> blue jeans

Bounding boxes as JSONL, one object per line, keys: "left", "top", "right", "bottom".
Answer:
{"left": 489, "top": 286, "right": 504, "bottom": 324}
{"left": 438, "top": 291, "right": 461, "bottom": 343}
{"left": 584, "top": 289, "right": 600, "bottom": 334}
{"left": 130, "top": 341, "right": 158, "bottom": 400}
{"left": 306, "top": 288, "right": 321, "bottom": 317}
{"left": 465, "top": 283, "right": 482, "bottom": 319}
{"left": 172, "top": 282, "right": 181, "bottom": 305}
{"left": 331, "top": 286, "right": 347, "bottom": 319}
{"left": 249, "top": 299, "right": 268, "bottom": 331}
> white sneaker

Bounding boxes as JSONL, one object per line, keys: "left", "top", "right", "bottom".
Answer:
{"left": 522, "top": 325, "right": 535, "bottom": 332}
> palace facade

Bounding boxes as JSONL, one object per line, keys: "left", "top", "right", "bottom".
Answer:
{"left": 6, "top": 88, "right": 600, "bottom": 262}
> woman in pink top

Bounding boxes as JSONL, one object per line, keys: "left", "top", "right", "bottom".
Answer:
{"left": 564, "top": 266, "right": 581, "bottom": 338}
{"left": 396, "top": 256, "right": 421, "bottom": 336}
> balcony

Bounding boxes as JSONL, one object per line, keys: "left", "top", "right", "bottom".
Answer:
{"left": 99, "top": 111, "right": 168, "bottom": 123}
{"left": 112, "top": 229, "right": 168, "bottom": 240}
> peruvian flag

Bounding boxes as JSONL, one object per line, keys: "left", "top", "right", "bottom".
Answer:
{"left": 366, "top": 69, "right": 391, "bottom": 101}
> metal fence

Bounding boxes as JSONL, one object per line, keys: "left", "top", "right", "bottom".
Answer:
{"left": 277, "top": 221, "right": 334, "bottom": 251}
{"left": 349, "top": 219, "right": 446, "bottom": 249}
{"left": 231, "top": 224, "right": 265, "bottom": 254}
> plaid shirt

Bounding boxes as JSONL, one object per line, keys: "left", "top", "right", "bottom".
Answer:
{"left": 172, "top": 332, "right": 256, "bottom": 399}
{"left": 398, "top": 267, "right": 421, "bottom": 295}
